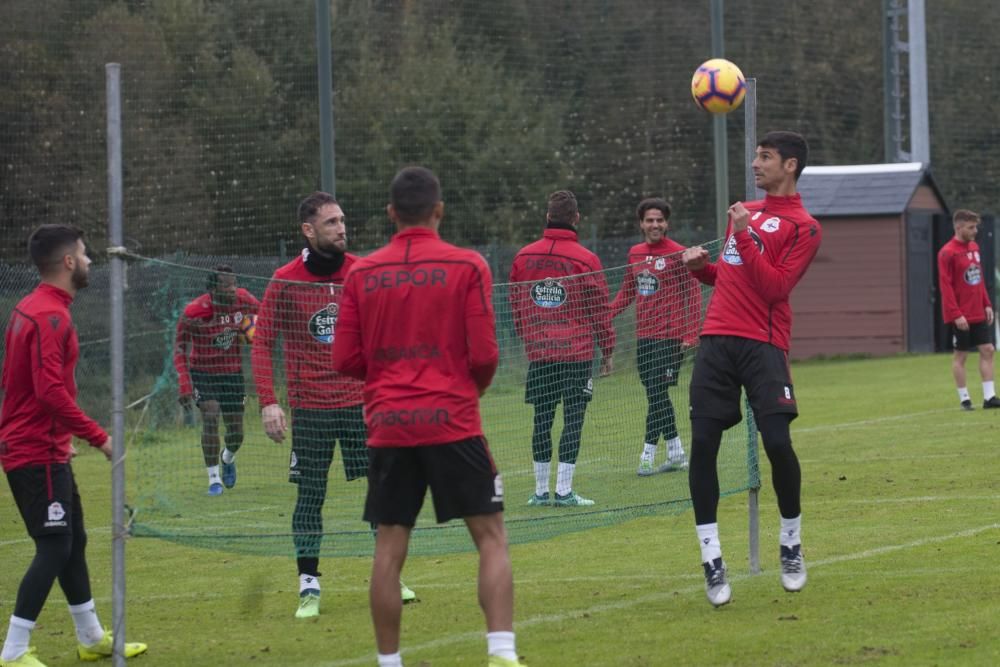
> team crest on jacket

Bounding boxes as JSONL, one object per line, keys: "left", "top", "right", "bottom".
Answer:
{"left": 760, "top": 217, "right": 781, "bottom": 233}
{"left": 722, "top": 228, "right": 764, "bottom": 265}
{"left": 531, "top": 279, "right": 567, "bottom": 308}
{"left": 309, "top": 303, "right": 339, "bottom": 343}
{"left": 965, "top": 264, "right": 982, "bottom": 285}
{"left": 213, "top": 328, "right": 238, "bottom": 349}
{"left": 636, "top": 269, "right": 659, "bottom": 296}
{"left": 654, "top": 257, "right": 667, "bottom": 270}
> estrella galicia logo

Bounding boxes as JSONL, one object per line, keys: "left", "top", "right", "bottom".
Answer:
{"left": 722, "top": 228, "right": 765, "bottom": 265}
{"left": 530, "top": 279, "right": 567, "bottom": 308}
{"left": 309, "top": 303, "right": 339, "bottom": 344}
{"left": 213, "top": 328, "right": 238, "bottom": 349}
{"left": 965, "top": 264, "right": 982, "bottom": 286}
{"left": 636, "top": 269, "right": 659, "bottom": 296}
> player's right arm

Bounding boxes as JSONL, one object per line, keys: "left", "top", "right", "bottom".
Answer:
{"left": 251, "top": 278, "right": 287, "bottom": 442}
{"left": 684, "top": 246, "right": 716, "bottom": 284}
{"left": 609, "top": 260, "right": 636, "bottom": 320}
{"left": 466, "top": 259, "right": 499, "bottom": 394}
{"left": 936, "top": 247, "right": 964, "bottom": 326}
{"left": 331, "top": 271, "right": 366, "bottom": 380}
{"left": 172, "top": 311, "right": 194, "bottom": 405}
{"left": 30, "top": 311, "right": 107, "bottom": 447}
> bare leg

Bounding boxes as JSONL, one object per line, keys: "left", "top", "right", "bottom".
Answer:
{"left": 464, "top": 513, "right": 514, "bottom": 632}
{"left": 370, "top": 524, "right": 410, "bottom": 654}
{"left": 978, "top": 344, "right": 995, "bottom": 383}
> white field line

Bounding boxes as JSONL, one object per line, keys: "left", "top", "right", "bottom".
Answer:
{"left": 310, "top": 521, "right": 1000, "bottom": 666}
{"left": 793, "top": 409, "right": 954, "bottom": 434}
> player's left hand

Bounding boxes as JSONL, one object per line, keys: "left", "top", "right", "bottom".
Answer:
{"left": 729, "top": 201, "right": 750, "bottom": 232}
{"left": 987, "top": 307, "right": 995, "bottom": 325}
{"left": 96, "top": 437, "right": 113, "bottom": 461}
{"left": 599, "top": 356, "right": 614, "bottom": 376}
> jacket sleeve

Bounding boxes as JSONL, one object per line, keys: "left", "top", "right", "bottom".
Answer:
{"left": 250, "top": 279, "right": 280, "bottom": 408}
{"left": 683, "top": 270, "right": 703, "bottom": 347}
{"left": 736, "top": 222, "right": 821, "bottom": 305}
{"left": 690, "top": 261, "right": 718, "bottom": 286}
{"left": 936, "top": 248, "right": 963, "bottom": 323}
{"left": 589, "top": 261, "right": 616, "bottom": 359}
{"left": 32, "top": 313, "right": 107, "bottom": 446}
{"left": 507, "top": 262, "right": 527, "bottom": 341}
{"left": 173, "top": 312, "right": 194, "bottom": 397}
{"left": 331, "top": 272, "right": 366, "bottom": 380}
{"left": 466, "top": 259, "right": 499, "bottom": 392}
{"left": 609, "top": 264, "right": 636, "bottom": 320}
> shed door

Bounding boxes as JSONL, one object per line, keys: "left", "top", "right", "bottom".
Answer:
{"left": 906, "top": 211, "right": 936, "bottom": 353}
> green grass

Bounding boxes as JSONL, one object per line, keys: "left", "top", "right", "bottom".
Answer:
{"left": 2, "top": 353, "right": 999, "bottom": 666}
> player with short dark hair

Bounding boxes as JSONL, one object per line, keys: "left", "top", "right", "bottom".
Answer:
{"left": 333, "top": 166, "right": 522, "bottom": 667}
{"left": 611, "top": 198, "right": 701, "bottom": 476}
{"left": 509, "top": 190, "right": 616, "bottom": 507}
{"left": 173, "top": 264, "right": 259, "bottom": 495}
{"left": 937, "top": 208, "right": 998, "bottom": 410}
{"left": 251, "top": 192, "right": 415, "bottom": 619}
{"left": 682, "top": 130, "right": 822, "bottom": 606}
{"left": 1, "top": 225, "right": 147, "bottom": 666}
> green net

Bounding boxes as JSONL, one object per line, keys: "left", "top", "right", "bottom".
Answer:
{"left": 117, "top": 237, "right": 753, "bottom": 557}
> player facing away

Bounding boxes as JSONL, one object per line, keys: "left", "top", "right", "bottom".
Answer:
{"left": 610, "top": 198, "right": 701, "bottom": 476}
{"left": 0, "top": 225, "right": 147, "bottom": 667}
{"left": 173, "top": 265, "right": 259, "bottom": 495}
{"left": 937, "top": 209, "right": 999, "bottom": 411}
{"left": 250, "top": 192, "right": 416, "bottom": 619}
{"left": 332, "top": 167, "right": 523, "bottom": 667}
{"left": 682, "top": 131, "right": 822, "bottom": 607}
{"left": 509, "top": 190, "right": 616, "bottom": 507}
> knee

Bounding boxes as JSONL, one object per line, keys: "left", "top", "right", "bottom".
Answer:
{"left": 36, "top": 534, "right": 74, "bottom": 569}
{"left": 200, "top": 401, "right": 221, "bottom": 421}
{"left": 981, "top": 345, "right": 995, "bottom": 361}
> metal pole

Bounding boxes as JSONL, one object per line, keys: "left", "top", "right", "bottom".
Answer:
{"left": 743, "top": 78, "right": 761, "bottom": 576}
{"left": 105, "top": 62, "right": 127, "bottom": 667}
{"left": 711, "top": 0, "right": 729, "bottom": 239}
{"left": 908, "top": 0, "right": 930, "bottom": 164}
{"left": 315, "top": 0, "right": 336, "bottom": 195}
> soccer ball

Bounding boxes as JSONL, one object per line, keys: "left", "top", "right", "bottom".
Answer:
{"left": 238, "top": 314, "right": 256, "bottom": 344}
{"left": 691, "top": 58, "right": 746, "bottom": 114}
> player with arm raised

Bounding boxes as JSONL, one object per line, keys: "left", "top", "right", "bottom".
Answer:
{"left": 509, "top": 190, "right": 615, "bottom": 507}
{"left": 1, "top": 225, "right": 146, "bottom": 666}
{"left": 610, "top": 197, "right": 701, "bottom": 476}
{"left": 332, "top": 166, "right": 522, "bottom": 667}
{"left": 250, "top": 192, "right": 415, "bottom": 619}
{"left": 173, "top": 265, "right": 258, "bottom": 495}
{"left": 682, "top": 131, "right": 821, "bottom": 607}
{"left": 937, "top": 209, "right": 998, "bottom": 411}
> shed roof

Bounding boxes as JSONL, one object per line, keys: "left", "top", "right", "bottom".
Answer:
{"left": 797, "top": 162, "right": 942, "bottom": 217}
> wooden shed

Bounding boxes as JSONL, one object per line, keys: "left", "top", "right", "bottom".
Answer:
{"left": 788, "top": 162, "right": 978, "bottom": 359}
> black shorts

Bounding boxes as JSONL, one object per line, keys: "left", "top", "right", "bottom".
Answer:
{"left": 190, "top": 371, "right": 245, "bottom": 414}
{"left": 289, "top": 406, "right": 368, "bottom": 484}
{"left": 637, "top": 338, "right": 684, "bottom": 389}
{"left": 7, "top": 463, "right": 84, "bottom": 538}
{"left": 363, "top": 437, "right": 503, "bottom": 527}
{"left": 524, "top": 361, "right": 594, "bottom": 405}
{"left": 951, "top": 321, "right": 994, "bottom": 351}
{"left": 689, "top": 335, "right": 798, "bottom": 429}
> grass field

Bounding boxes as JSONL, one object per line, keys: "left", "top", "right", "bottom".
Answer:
{"left": 2, "top": 353, "right": 999, "bottom": 666}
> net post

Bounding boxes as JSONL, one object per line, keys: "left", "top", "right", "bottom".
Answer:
{"left": 315, "top": 0, "right": 335, "bottom": 195}
{"left": 105, "top": 62, "right": 127, "bottom": 667}
{"left": 744, "top": 77, "right": 762, "bottom": 576}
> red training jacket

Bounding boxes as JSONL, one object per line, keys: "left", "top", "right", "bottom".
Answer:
{"left": 252, "top": 250, "right": 364, "bottom": 410}
{"left": 332, "top": 226, "right": 498, "bottom": 447}
{"left": 508, "top": 228, "right": 616, "bottom": 362}
{"left": 173, "top": 288, "right": 259, "bottom": 397}
{"left": 691, "top": 193, "right": 821, "bottom": 352}
{"left": 1, "top": 283, "right": 107, "bottom": 472}
{"left": 937, "top": 237, "right": 991, "bottom": 325}
{"left": 610, "top": 238, "right": 702, "bottom": 346}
